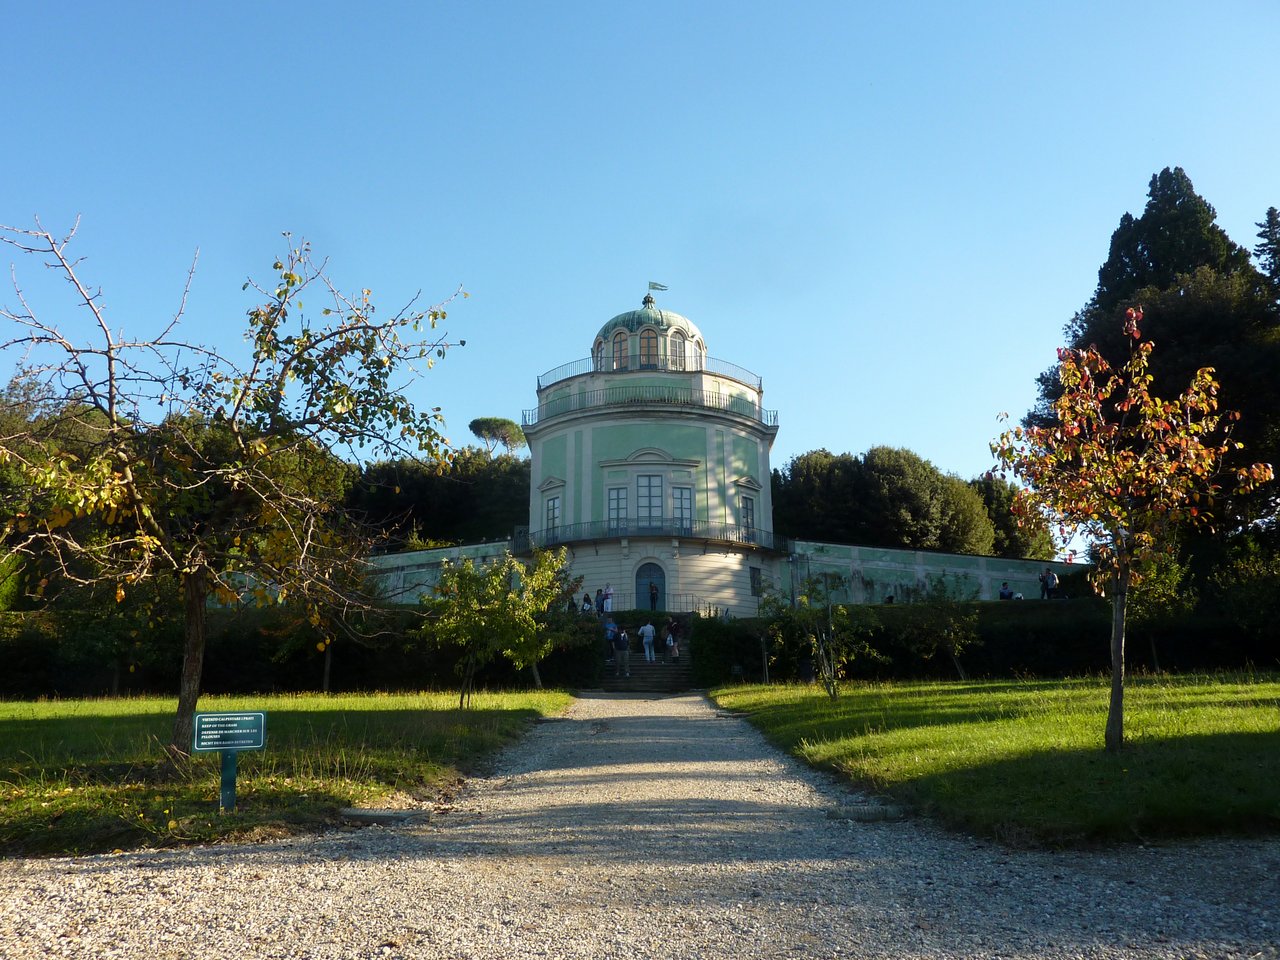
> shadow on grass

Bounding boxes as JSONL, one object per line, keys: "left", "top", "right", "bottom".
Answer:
{"left": 0, "top": 707, "right": 545, "bottom": 769}
{"left": 0, "top": 705, "right": 547, "bottom": 857}
{"left": 878, "top": 729, "right": 1280, "bottom": 846}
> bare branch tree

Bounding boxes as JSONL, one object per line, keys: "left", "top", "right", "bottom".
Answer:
{"left": 0, "top": 221, "right": 464, "bottom": 753}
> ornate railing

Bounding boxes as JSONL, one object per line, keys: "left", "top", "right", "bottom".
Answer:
{"left": 536, "top": 354, "right": 762, "bottom": 391}
{"left": 520, "top": 519, "right": 790, "bottom": 552}
{"left": 523, "top": 384, "right": 778, "bottom": 428}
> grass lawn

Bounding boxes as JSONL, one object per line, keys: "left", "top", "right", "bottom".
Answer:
{"left": 711, "top": 674, "right": 1280, "bottom": 846}
{"left": 0, "top": 690, "right": 572, "bottom": 857}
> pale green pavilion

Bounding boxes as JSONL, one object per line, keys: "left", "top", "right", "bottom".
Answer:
{"left": 369, "top": 294, "right": 1074, "bottom": 610}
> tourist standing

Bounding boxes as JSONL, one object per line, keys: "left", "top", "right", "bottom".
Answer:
{"left": 603, "top": 582, "right": 614, "bottom": 613}
{"left": 607, "top": 618, "right": 630, "bottom": 677}
{"left": 648, "top": 580, "right": 659, "bottom": 611}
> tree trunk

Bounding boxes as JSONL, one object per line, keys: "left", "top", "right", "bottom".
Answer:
{"left": 170, "top": 569, "right": 209, "bottom": 756}
{"left": 947, "top": 645, "right": 969, "bottom": 681}
{"left": 1104, "top": 564, "right": 1129, "bottom": 752}
{"left": 529, "top": 661, "right": 543, "bottom": 689}
{"left": 322, "top": 643, "right": 332, "bottom": 694}
{"left": 459, "top": 649, "right": 476, "bottom": 710}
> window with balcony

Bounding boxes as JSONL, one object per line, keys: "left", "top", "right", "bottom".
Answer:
{"left": 741, "top": 495, "right": 756, "bottom": 543}
{"left": 612, "top": 331, "right": 629, "bottom": 371}
{"left": 545, "top": 496, "right": 561, "bottom": 535}
{"left": 637, "top": 475, "right": 663, "bottom": 530}
{"left": 640, "top": 328, "right": 658, "bottom": 369}
{"left": 608, "top": 487, "right": 628, "bottom": 532}
{"left": 673, "top": 486, "right": 692, "bottom": 533}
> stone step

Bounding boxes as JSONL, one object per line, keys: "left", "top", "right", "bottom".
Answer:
{"left": 600, "top": 660, "right": 692, "bottom": 693}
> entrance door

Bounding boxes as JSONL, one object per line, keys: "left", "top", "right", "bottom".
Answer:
{"left": 636, "top": 562, "right": 665, "bottom": 613}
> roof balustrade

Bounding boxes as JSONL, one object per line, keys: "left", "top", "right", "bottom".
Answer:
{"left": 523, "top": 384, "right": 778, "bottom": 428}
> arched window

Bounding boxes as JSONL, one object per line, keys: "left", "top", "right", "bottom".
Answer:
{"left": 670, "top": 331, "right": 686, "bottom": 371}
{"left": 639, "top": 328, "right": 658, "bottom": 368}
{"left": 593, "top": 340, "right": 605, "bottom": 371}
{"left": 612, "top": 331, "right": 629, "bottom": 371}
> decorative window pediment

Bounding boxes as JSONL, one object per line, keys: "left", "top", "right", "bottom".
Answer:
{"left": 538, "top": 475, "right": 566, "bottom": 493}
{"left": 600, "top": 448, "right": 700, "bottom": 470}
{"left": 733, "top": 475, "right": 763, "bottom": 492}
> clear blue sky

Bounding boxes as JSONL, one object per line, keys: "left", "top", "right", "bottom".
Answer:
{"left": 6, "top": 2, "right": 1278, "bottom": 481}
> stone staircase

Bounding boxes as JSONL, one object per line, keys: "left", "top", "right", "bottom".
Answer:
{"left": 599, "top": 654, "right": 693, "bottom": 693}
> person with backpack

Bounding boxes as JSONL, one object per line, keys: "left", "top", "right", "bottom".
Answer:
{"left": 605, "top": 618, "right": 629, "bottom": 677}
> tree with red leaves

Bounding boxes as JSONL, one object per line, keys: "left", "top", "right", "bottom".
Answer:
{"left": 993, "top": 307, "right": 1273, "bottom": 750}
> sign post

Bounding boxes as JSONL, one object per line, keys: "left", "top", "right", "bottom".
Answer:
{"left": 193, "top": 712, "right": 266, "bottom": 813}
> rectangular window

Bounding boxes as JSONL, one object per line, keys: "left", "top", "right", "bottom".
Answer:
{"left": 741, "top": 495, "right": 756, "bottom": 542}
{"left": 545, "top": 496, "right": 560, "bottom": 533}
{"left": 608, "top": 487, "right": 628, "bottom": 532}
{"left": 750, "top": 566, "right": 763, "bottom": 597}
{"left": 637, "top": 475, "right": 663, "bottom": 529}
{"left": 673, "top": 486, "right": 692, "bottom": 533}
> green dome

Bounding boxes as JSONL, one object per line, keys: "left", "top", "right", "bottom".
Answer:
{"left": 594, "top": 295, "right": 705, "bottom": 348}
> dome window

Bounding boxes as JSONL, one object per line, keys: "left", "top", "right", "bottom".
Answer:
{"left": 612, "top": 330, "right": 629, "bottom": 371}
{"left": 640, "top": 328, "right": 659, "bottom": 369}
{"left": 670, "top": 331, "right": 686, "bottom": 371}
{"left": 593, "top": 340, "right": 605, "bottom": 371}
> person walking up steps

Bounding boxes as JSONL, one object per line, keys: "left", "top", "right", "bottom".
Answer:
{"left": 639, "top": 619, "right": 656, "bottom": 662}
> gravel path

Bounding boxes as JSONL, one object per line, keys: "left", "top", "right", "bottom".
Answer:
{"left": 1, "top": 692, "right": 1276, "bottom": 959}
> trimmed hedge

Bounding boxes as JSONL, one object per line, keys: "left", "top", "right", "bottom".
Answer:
{"left": 688, "top": 598, "right": 1279, "bottom": 687}
{"left": 6, "top": 597, "right": 1274, "bottom": 700}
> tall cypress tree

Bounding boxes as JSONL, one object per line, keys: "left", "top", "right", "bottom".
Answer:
{"left": 1255, "top": 206, "right": 1280, "bottom": 294}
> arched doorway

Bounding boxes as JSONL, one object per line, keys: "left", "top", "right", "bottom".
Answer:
{"left": 636, "top": 562, "right": 665, "bottom": 613}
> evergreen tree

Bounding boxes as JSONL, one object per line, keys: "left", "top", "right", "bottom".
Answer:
{"left": 1093, "top": 167, "right": 1252, "bottom": 314}
{"left": 1029, "top": 168, "right": 1280, "bottom": 527}
{"left": 1255, "top": 206, "right": 1280, "bottom": 294}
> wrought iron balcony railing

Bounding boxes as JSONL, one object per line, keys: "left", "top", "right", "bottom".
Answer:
{"left": 536, "top": 354, "right": 763, "bottom": 391}
{"left": 523, "top": 384, "right": 778, "bottom": 428}
{"left": 521, "top": 518, "right": 790, "bottom": 552}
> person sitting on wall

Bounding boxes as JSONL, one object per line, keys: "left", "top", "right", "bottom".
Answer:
{"left": 999, "top": 582, "right": 1014, "bottom": 600}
